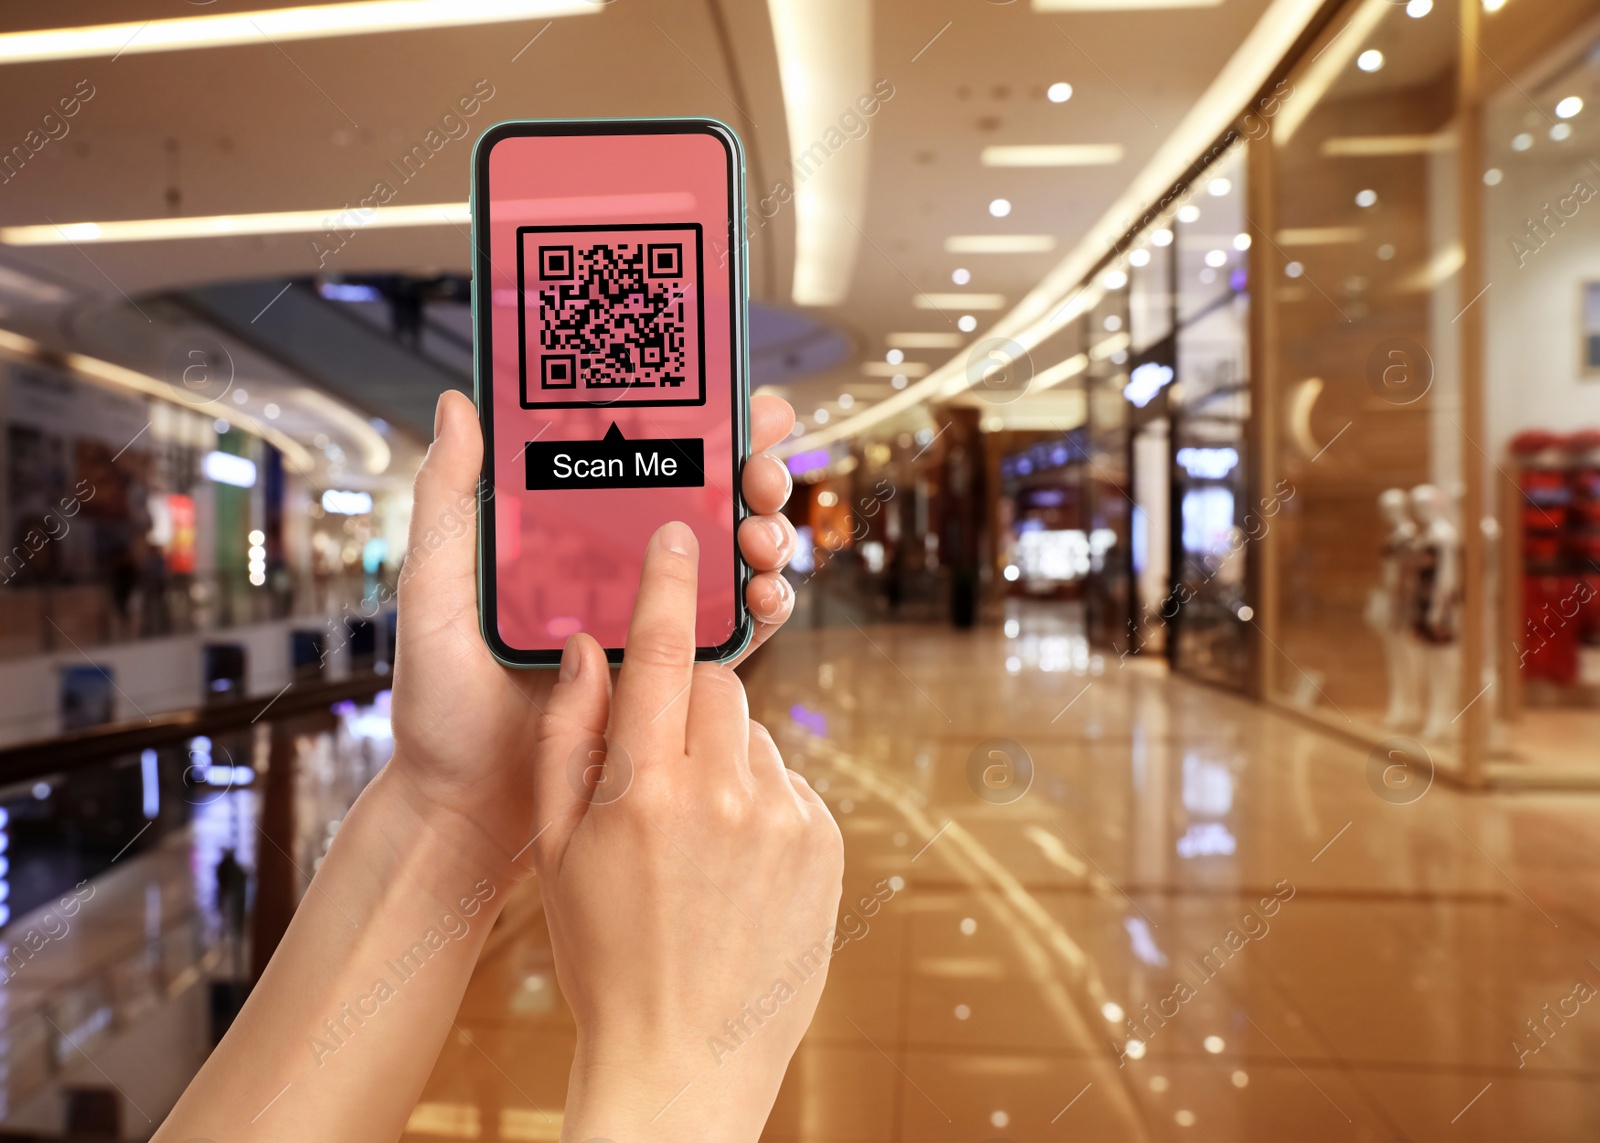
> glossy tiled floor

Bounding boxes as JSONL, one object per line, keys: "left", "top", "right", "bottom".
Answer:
{"left": 412, "top": 603, "right": 1600, "bottom": 1142}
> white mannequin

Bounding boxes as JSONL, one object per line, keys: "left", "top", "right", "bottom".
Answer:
{"left": 1411, "top": 484, "right": 1462, "bottom": 740}
{"left": 1365, "top": 488, "right": 1421, "bottom": 728}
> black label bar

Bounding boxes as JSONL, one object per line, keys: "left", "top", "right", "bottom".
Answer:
{"left": 525, "top": 422, "right": 705, "bottom": 490}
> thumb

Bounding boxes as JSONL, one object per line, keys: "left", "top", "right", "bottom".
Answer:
{"left": 531, "top": 633, "right": 613, "bottom": 873}
{"left": 396, "top": 391, "right": 481, "bottom": 640}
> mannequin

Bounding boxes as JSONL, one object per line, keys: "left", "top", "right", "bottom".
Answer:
{"left": 1410, "top": 484, "right": 1462, "bottom": 740}
{"left": 1366, "top": 488, "right": 1421, "bottom": 728}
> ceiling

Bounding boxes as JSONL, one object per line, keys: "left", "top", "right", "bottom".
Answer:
{"left": 0, "top": 0, "right": 1282, "bottom": 456}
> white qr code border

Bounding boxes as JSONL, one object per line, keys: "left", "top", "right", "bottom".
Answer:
{"left": 514, "top": 222, "right": 708, "bottom": 409}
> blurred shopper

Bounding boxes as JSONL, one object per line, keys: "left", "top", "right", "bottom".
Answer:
{"left": 152, "top": 392, "right": 834, "bottom": 1143}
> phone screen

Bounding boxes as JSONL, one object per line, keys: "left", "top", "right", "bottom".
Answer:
{"left": 473, "top": 120, "right": 747, "bottom": 666}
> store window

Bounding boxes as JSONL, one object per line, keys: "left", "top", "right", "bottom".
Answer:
{"left": 1480, "top": 1, "right": 1600, "bottom": 775}
{"left": 1261, "top": 0, "right": 1463, "bottom": 742}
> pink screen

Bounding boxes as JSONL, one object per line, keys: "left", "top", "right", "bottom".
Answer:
{"left": 481, "top": 128, "right": 742, "bottom": 656}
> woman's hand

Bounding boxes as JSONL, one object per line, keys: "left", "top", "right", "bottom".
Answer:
{"left": 387, "top": 390, "right": 799, "bottom": 884}
{"left": 532, "top": 523, "right": 844, "bottom": 1143}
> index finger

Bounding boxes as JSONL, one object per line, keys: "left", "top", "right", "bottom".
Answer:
{"left": 750, "top": 393, "right": 794, "bottom": 454}
{"left": 609, "top": 521, "right": 700, "bottom": 756}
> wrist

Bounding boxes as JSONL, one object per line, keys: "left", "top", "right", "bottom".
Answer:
{"left": 357, "top": 762, "right": 519, "bottom": 919}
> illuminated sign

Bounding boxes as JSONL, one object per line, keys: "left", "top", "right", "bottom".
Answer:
{"left": 321, "top": 489, "right": 374, "bottom": 515}
{"left": 203, "top": 450, "right": 257, "bottom": 488}
{"left": 1177, "top": 446, "right": 1239, "bottom": 479}
{"left": 1123, "top": 362, "right": 1174, "bottom": 408}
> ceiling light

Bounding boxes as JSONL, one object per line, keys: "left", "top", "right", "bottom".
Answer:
{"left": 958, "top": 315, "right": 978, "bottom": 332}
{"left": 1405, "top": 0, "right": 1432, "bottom": 14}
{"left": 1285, "top": 261, "right": 1304, "bottom": 278}
{"left": 1151, "top": 228, "right": 1174, "bottom": 247}
{"left": 1355, "top": 188, "right": 1378, "bottom": 207}
{"left": 885, "top": 349, "right": 905, "bottom": 366}
{"left": 1177, "top": 204, "right": 1200, "bottom": 223}
{"left": 1511, "top": 132, "right": 1534, "bottom": 151}
{"left": 989, "top": 198, "right": 1013, "bottom": 218}
{"left": 1104, "top": 315, "right": 1123, "bottom": 331}
{"left": 1032, "top": 0, "right": 1224, "bottom": 8}
{"left": 1482, "top": 0, "right": 1507, "bottom": 10}
{"left": 1233, "top": 233, "right": 1252, "bottom": 251}
{"left": 1320, "top": 134, "right": 1452, "bottom": 156}
{"left": 1207, "top": 177, "right": 1232, "bottom": 196}
{"left": 1556, "top": 96, "right": 1584, "bottom": 119}
{"left": 813, "top": 409, "right": 830, "bottom": 424}
{"left": 1276, "top": 226, "right": 1363, "bottom": 244}
{"left": 891, "top": 374, "right": 909, "bottom": 390}
{"left": 1551, "top": 123, "right": 1573, "bottom": 141}
{"left": 0, "top": 0, "right": 602, "bottom": 64}
{"left": 1205, "top": 249, "right": 1228, "bottom": 268}
{"left": 1357, "top": 49, "right": 1384, "bottom": 72}
{"left": 952, "top": 267, "right": 971, "bottom": 284}
{"left": 1103, "top": 269, "right": 1128, "bottom": 289}
{"left": 888, "top": 332, "right": 966, "bottom": 348}
{"left": 1047, "top": 82, "right": 1074, "bottom": 103}
{"left": 914, "top": 293, "right": 1006, "bottom": 310}
{"left": 981, "top": 144, "right": 1124, "bottom": 167}
{"left": 1377, "top": 244, "right": 1396, "bottom": 260}
{"left": 768, "top": 0, "right": 871, "bottom": 306}
{"left": 264, "top": 403, "right": 281, "bottom": 419}
{"left": 1129, "top": 248, "right": 1152, "bottom": 267}
{"left": 837, "top": 393, "right": 855, "bottom": 409}
{"left": 945, "top": 235, "right": 1056, "bottom": 253}
{"left": 0, "top": 202, "right": 471, "bottom": 245}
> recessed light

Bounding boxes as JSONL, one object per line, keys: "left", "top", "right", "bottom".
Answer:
{"left": 1205, "top": 250, "right": 1228, "bottom": 268}
{"left": 1151, "top": 228, "right": 1174, "bottom": 247}
{"left": 1482, "top": 0, "right": 1507, "bottom": 11}
{"left": 1357, "top": 49, "right": 1384, "bottom": 72}
{"left": 1103, "top": 315, "right": 1122, "bottom": 331}
{"left": 891, "top": 374, "right": 909, "bottom": 389}
{"left": 1377, "top": 243, "right": 1396, "bottom": 260}
{"left": 1511, "top": 132, "right": 1533, "bottom": 151}
{"left": 1551, "top": 122, "right": 1573, "bottom": 141}
{"left": 951, "top": 267, "right": 971, "bottom": 284}
{"left": 838, "top": 393, "right": 855, "bottom": 409}
{"left": 1199, "top": 267, "right": 1218, "bottom": 284}
{"left": 1556, "top": 96, "right": 1583, "bottom": 119}
{"left": 989, "top": 198, "right": 1013, "bottom": 218}
{"left": 1208, "top": 177, "right": 1232, "bottom": 197}
{"left": 958, "top": 315, "right": 978, "bottom": 332}
{"left": 1177, "top": 205, "right": 1200, "bottom": 223}
{"left": 1285, "top": 261, "right": 1304, "bottom": 278}
{"left": 814, "top": 408, "right": 830, "bottom": 424}
{"left": 1129, "top": 248, "right": 1152, "bottom": 267}
{"left": 1482, "top": 168, "right": 1503, "bottom": 185}
{"left": 1355, "top": 188, "right": 1378, "bottom": 207}
{"left": 1047, "top": 82, "right": 1073, "bottom": 103}
{"left": 1103, "top": 269, "right": 1128, "bottom": 289}
{"left": 1406, "top": 0, "right": 1432, "bottom": 15}
{"left": 264, "top": 402, "right": 280, "bottom": 418}
{"left": 886, "top": 349, "right": 904, "bottom": 364}
{"left": 1233, "top": 233, "right": 1252, "bottom": 251}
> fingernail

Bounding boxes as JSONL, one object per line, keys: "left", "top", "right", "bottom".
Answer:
{"left": 659, "top": 521, "right": 695, "bottom": 555}
{"left": 769, "top": 453, "right": 793, "bottom": 499}
{"left": 559, "top": 635, "right": 582, "bottom": 683}
{"left": 434, "top": 395, "right": 446, "bottom": 440}
{"left": 761, "top": 518, "right": 788, "bottom": 555}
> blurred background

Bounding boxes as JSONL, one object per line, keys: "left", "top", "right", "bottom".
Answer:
{"left": 0, "top": 0, "right": 1598, "bottom": 1139}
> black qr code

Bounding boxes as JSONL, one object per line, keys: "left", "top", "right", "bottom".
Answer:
{"left": 518, "top": 224, "right": 705, "bottom": 408}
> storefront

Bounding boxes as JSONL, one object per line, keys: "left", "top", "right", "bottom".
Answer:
{"left": 1063, "top": 0, "right": 1599, "bottom": 785}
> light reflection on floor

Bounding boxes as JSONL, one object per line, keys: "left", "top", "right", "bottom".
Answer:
{"left": 407, "top": 602, "right": 1600, "bottom": 1141}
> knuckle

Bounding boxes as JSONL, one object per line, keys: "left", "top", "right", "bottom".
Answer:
{"left": 626, "top": 626, "right": 694, "bottom": 671}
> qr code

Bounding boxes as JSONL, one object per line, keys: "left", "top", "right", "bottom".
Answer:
{"left": 517, "top": 224, "right": 705, "bottom": 408}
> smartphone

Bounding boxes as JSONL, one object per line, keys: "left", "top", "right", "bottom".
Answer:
{"left": 471, "top": 118, "right": 750, "bottom": 667}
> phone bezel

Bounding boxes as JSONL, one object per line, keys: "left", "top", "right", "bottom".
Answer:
{"left": 470, "top": 117, "right": 752, "bottom": 668}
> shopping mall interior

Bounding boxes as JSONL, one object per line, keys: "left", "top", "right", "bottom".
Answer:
{"left": 1, "top": 0, "right": 1599, "bottom": 1139}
